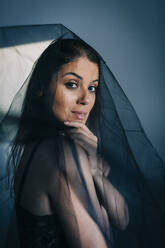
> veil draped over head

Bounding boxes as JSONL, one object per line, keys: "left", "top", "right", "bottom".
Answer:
{"left": 0, "top": 24, "right": 165, "bottom": 248}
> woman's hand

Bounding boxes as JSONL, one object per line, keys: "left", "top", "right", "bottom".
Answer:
{"left": 64, "top": 121, "right": 98, "bottom": 157}
{"left": 64, "top": 121, "right": 100, "bottom": 176}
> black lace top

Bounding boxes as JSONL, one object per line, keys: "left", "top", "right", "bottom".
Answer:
{"left": 16, "top": 205, "right": 68, "bottom": 248}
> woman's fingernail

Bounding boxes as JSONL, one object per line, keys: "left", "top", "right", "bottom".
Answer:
{"left": 64, "top": 121, "right": 70, "bottom": 125}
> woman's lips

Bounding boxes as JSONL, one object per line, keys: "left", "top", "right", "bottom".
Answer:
{"left": 71, "top": 111, "right": 87, "bottom": 120}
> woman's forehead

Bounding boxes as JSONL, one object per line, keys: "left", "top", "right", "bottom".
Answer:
{"left": 59, "top": 57, "right": 99, "bottom": 80}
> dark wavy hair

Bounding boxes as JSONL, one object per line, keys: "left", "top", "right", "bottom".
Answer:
{"left": 8, "top": 38, "right": 101, "bottom": 190}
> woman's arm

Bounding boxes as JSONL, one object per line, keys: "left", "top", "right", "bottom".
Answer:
{"left": 92, "top": 157, "right": 129, "bottom": 230}
{"left": 47, "top": 138, "right": 109, "bottom": 248}
{"left": 64, "top": 120, "right": 129, "bottom": 231}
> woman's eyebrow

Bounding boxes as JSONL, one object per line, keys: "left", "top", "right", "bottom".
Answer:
{"left": 63, "top": 72, "right": 82, "bottom": 80}
{"left": 91, "top": 79, "right": 99, "bottom": 84}
{"left": 62, "top": 72, "right": 99, "bottom": 83}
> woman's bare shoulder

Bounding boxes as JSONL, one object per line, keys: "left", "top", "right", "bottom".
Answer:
{"left": 14, "top": 138, "right": 59, "bottom": 199}
{"left": 20, "top": 138, "right": 59, "bottom": 176}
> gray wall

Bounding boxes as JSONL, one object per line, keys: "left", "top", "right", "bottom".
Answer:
{"left": 0, "top": 0, "right": 165, "bottom": 160}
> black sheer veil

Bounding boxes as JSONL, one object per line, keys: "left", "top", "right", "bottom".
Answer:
{"left": 0, "top": 24, "right": 165, "bottom": 248}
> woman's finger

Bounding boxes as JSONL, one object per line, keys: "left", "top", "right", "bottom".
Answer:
{"left": 73, "top": 138, "right": 97, "bottom": 157}
{"left": 64, "top": 121, "right": 92, "bottom": 136}
{"left": 69, "top": 133, "right": 97, "bottom": 156}
{"left": 64, "top": 121, "right": 85, "bottom": 128}
{"left": 64, "top": 121, "right": 98, "bottom": 156}
{"left": 67, "top": 128, "right": 96, "bottom": 142}
{"left": 67, "top": 129, "right": 97, "bottom": 147}
{"left": 65, "top": 122, "right": 97, "bottom": 142}
{"left": 69, "top": 132, "right": 97, "bottom": 147}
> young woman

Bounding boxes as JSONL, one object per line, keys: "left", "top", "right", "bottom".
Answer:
{"left": 10, "top": 38, "right": 129, "bottom": 247}
{"left": 4, "top": 23, "right": 164, "bottom": 248}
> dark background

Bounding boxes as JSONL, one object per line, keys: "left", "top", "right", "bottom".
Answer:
{"left": 0, "top": 0, "right": 164, "bottom": 161}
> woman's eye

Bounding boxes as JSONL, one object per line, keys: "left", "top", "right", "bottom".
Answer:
{"left": 65, "top": 82, "right": 78, "bottom": 89}
{"left": 89, "top": 85, "right": 97, "bottom": 92}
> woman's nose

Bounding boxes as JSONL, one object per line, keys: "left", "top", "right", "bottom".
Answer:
{"left": 77, "top": 89, "right": 90, "bottom": 105}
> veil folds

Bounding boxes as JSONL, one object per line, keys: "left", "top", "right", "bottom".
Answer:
{"left": 0, "top": 24, "right": 165, "bottom": 248}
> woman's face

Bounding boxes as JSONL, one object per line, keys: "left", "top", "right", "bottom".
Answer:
{"left": 50, "top": 56, "right": 99, "bottom": 124}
